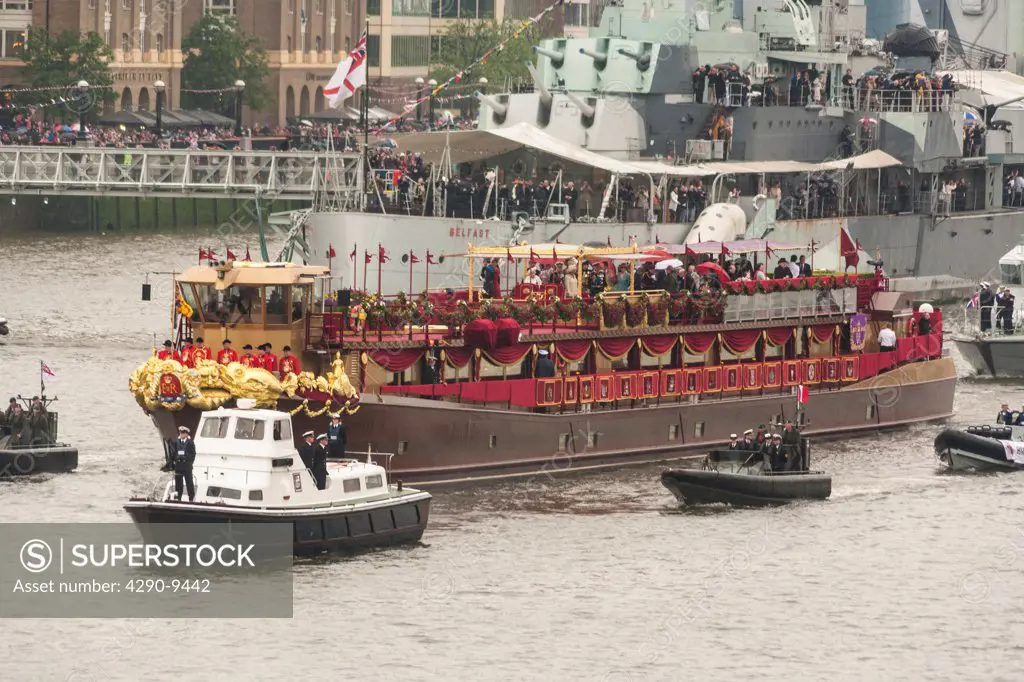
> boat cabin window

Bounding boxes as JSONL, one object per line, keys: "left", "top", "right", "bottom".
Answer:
{"left": 218, "top": 285, "right": 263, "bottom": 326}
{"left": 365, "top": 474, "right": 383, "bottom": 489}
{"left": 194, "top": 284, "right": 228, "bottom": 324}
{"left": 234, "top": 418, "right": 266, "bottom": 440}
{"left": 200, "top": 417, "right": 231, "bottom": 438}
{"left": 206, "top": 486, "right": 242, "bottom": 499}
{"left": 265, "top": 285, "right": 289, "bottom": 325}
{"left": 249, "top": 490, "right": 264, "bottom": 501}
{"left": 273, "top": 419, "right": 291, "bottom": 441}
{"left": 342, "top": 478, "right": 361, "bottom": 493}
{"left": 293, "top": 284, "right": 310, "bottom": 321}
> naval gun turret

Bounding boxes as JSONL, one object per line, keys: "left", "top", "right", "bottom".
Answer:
{"left": 533, "top": 45, "right": 565, "bottom": 70}
{"left": 617, "top": 47, "right": 651, "bottom": 72}
{"left": 564, "top": 92, "right": 596, "bottom": 128}
{"left": 475, "top": 92, "right": 509, "bottom": 124}
{"left": 526, "top": 61, "right": 553, "bottom": 127}
{"left": 578, "top": 46, "right": 608, "bottom": 71}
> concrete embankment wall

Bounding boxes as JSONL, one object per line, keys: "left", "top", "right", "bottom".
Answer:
{"left": 0, "top": 196, "right": 309, "bottom": 233}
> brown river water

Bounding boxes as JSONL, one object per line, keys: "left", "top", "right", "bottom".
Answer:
{"left": 1, "top": 233, "right": 1022, "bottom": 682}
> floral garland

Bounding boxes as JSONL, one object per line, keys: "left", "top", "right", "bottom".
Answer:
{"left": 647, "top": 295, "right": 670, "bottom": 325}
{"left": 288, "top": 399, "right": 362, "bottom": 418}
{"left": 598, "top": 293, "right": 626, "bottom": 327}
{"left": 625, "top": 294, "right": 648, "bottom": 328}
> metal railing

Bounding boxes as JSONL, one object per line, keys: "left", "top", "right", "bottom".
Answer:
{"left": 723, "top": 288, "right": 855, "bottom": 323}
{"left": 0, "top": 146, "right": 363, "bottom": 199}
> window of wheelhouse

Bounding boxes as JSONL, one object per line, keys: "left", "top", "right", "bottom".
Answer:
{"left": 273, "top": 419, "right": 291, "bottom": 441}
{"left": 265, "top": 285, "right": 290, "bottom": 326}
{"left": 200, "top": 416, "right": 231, "bottom": 438}
{"left": 292, "top": 284, "right": 310, "bottom": 321}
{"left": 224, "top": 285, "right": 263, "bottom": 326}
{"left": 193, "top": 284, "right": 227, "bottom": 324}
{"left": 235, "top": 418, "right": 266, "bottom": 440}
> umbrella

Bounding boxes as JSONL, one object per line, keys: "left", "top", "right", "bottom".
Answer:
{"left": 375, "top": 138, "right": 398, "bottom": 148}
{"left": 655, "top": 258, "right": 683, "bottom": 270}
{"left": 964, "top": 111, "right": 978, "bottom": 125}
{"left": 696, "top": 261, "right": 731, "bottom": 282}
{"left": 299, "top": 119, "right": 313, "bottom": 127}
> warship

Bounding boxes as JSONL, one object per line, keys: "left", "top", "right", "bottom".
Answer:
{"left": 264, "top": 0, "right": 1024, "bottom": 304}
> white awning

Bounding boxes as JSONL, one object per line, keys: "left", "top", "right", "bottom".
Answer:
{"left": 389, "top": 124, "right": 902, "bottom": 176}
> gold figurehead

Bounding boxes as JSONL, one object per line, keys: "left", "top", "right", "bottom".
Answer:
{"left": 128, "top": 353, "right": 358, "bottom": 413}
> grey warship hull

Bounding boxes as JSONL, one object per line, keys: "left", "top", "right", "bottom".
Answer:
{"left": 953, "top": 334, "right": 1024, "bottom": 377}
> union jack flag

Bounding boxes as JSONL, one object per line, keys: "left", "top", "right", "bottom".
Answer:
{"left": 967, "top": 293, "right": 979, "bottom": 309}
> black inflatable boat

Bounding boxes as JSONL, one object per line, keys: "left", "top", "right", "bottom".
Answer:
{"left": 934, "top": 425, "right": 1024, "bottom": 472}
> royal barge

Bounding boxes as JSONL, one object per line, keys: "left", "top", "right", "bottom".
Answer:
{"left": 130, "top": 242, "right": 956, "bottom": 486}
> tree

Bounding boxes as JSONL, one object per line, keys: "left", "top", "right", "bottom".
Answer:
{"left": 429, "top": 19, "right": 538, "bottom": 95}
{"left": 20, "top": 28, "right": 115, "bottom": 115}
{"left": 181, "top": 14, "right": 270, "bottom": 114}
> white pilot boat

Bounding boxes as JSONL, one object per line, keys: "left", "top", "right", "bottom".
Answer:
{"left": 124, "top": 401, "right": 431, "bottom": 556}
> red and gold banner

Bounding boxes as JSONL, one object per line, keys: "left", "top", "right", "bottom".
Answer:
{"left": 802, "top": 358, "right": 822, "bottom": 384}
{"left": 723, "top": 365, "right": 741, "bottom": 392}
{"left": 763, "top": 361, "right": 781, "bottom": 388}
{"left": 536, "top": 378, "right": 563, "bottom": 406}
{"left": 842, "top": 356, "right": 859, "bottom": 383}
{"left": 742, "top": 363, "right": 763, "bottom": 390}
{"left": 783, "top": 360, "right": 801, "bottom": 387}
{"left": 614, "top": 372, "right": 636, "bottom": 400}
{"left": 639, "top": 371, "right": 659, "bottom": 399}
{"left": 596, "top": 375, "right": 614, "bottom": 402}
{"left": 683, "top": 368, "right": 703, "bottom": 394}
{"left": 661, "top": 369, "right": 682, "bottom": 396}
{"left": 823, "top": 358, "right": 841, "bottom": 383}
{"left": 564, "top": 376, "right": 579, "bottom": 403}
{"left": 579, "top": 375, "right": 596, "bottom": 403}
{"left": 704, "top": 366, "right": 722, "bottom": 393}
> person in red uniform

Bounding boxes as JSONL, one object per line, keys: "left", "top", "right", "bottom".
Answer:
{"left": 193, "top": 337, "right": 213, "bottom": 364}
{"left": 279, "top": 345, "right": 301, "bottom": 377}
{"left": 179, "top": 338, "right": 196, "bottom": 368}
{"left": 217, "top": 339, "right": 238, "bottom": 365}
{"left": 254, "top": 344, "right": 265, "bottom": 368}
{"left": 261, "top": 343, "right": 279, "bottom": 375}
{"left": 156, "top": 340, "right": 181, "bottom": 362}
{"left": 239, "top": 344, "right": 259, "bottom": 367}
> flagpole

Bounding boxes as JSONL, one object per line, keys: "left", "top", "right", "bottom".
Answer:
{"left": 377, "top": 243, "right": 383, "bottom": 296}
{"left": 363, "top": 18, "right": 370, "bottom": 155}
{"left": 352, "top": 242, "right": 357, "bottom": 289}
{"left": 39, "top": 360, "right": 44, "bottom": 398}
{"left": 363, "top": 251, "right": 368, "bottom": 292}
{"left": 426, "top": 251, "right": 431, "bottom": 295}
{"left": 409, "top": 249, "right": 414, "bottom": 294}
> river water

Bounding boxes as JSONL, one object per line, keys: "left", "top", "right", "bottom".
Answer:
{"left": 1, "top": 233, "right": 1022, "bottom": 682}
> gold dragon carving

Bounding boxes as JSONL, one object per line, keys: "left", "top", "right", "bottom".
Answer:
{"left": 128, "top": 354, "right": 358, "bottom": 413}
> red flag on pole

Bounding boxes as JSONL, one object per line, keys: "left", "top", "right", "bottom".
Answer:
{"left": 349, "top": 246, "right": 357, "bottom": 261}
{"left": 530, "top": 248, "right": 539, "bottom": 262}
{"left": 426, "top": 250, "right": 437, "bottom": 265}
{"left": 722, "top": 243, "right": 731, "bottom": 255}
{"left": 606, "top": 236, "right": 612, "bottom": 247}
{"left": 378, "top": 244, "right": 390, "bottom": 263}
{"left": 797, "top": 385, "right": 809, "bottom": 404}
{"left": 207, "top": 249, "right": 218, "bottom": 262}
{"left": 198, "top": 248, "right": 207, "bottom": 264}
{"left": 243, "top": 246, "right": 252, "bottom": 262}
{"left": 226, "top": 248, "right": 238, "bottom": 261}
{"left": 364, "top": 250, "right": 372, "bottom": 264}
{"left": 328, "top": 244, "right": 337, "bottom": 258}
{"left": 839, "top": 228, "right": 859, "bottom": 270}
{"left": 655, "top": 232, "right": 660, "bottom": 244}
{"left": 506, "top": 248, "right": 514, "bottom": 263}
{"left": 410, "top": 252, "right": 421, "bottom": 264}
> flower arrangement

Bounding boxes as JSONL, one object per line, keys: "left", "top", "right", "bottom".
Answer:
{"left": 647, "top": 295, "right": 670, "bottom": 325}
{"left": 756, "top": 280, "right": 776, "bottom": 294}
{"left": 625, "top": 294, "right": 648, "bottom": 327}
{"left": 554, "top": 297, "right": 582, "bottom": 323}
{"left": 668, "top": 292, "right": 690, "bottom": 321}
{"left": 815, "top": 275, "right": 835, "bottom": 292}
{"left": 600, "top": 294, "right": 626, "bottom": 327}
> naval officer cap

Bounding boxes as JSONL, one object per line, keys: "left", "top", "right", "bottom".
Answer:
{"left": 178, "top": 426, "right": 190, "bottom": 433}
{"left": 744, "top": 429, "right": 753, "bottom": 436}
{"left": 302, "top": 430, "right": 315, "bottom": 438}
{"left": 538, "top": 349, "right": 549, "bottom": 355}
{"left": 730, "top": 433, "right": 737, "bottom": 439}
{"left": 331, "top": 413, "right": 341, "bottom": 419}
{"left": 316, "top": 433, "right": 328, "bottom": 441}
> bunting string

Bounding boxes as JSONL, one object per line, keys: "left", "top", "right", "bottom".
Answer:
{"left": 371, "top": 0, "right": 566, "bottom": 134}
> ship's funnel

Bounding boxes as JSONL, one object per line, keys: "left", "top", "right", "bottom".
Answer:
{"left": 565, "top": 92, "right": 596, "bottom": 123}
{"left": 534, "top": 45, "right": 565, "bottom": 69}
{"left": 476, "top": 92, "right": 508, "bottom": 117}
{"left": 526, "top": 62, "right": 552, "bottom": 107}
{"left": 617, "top": 47, "right": 651, "bottom": 72}
{"left": 578, "top": 47, "right": 608, "bottom": 70}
